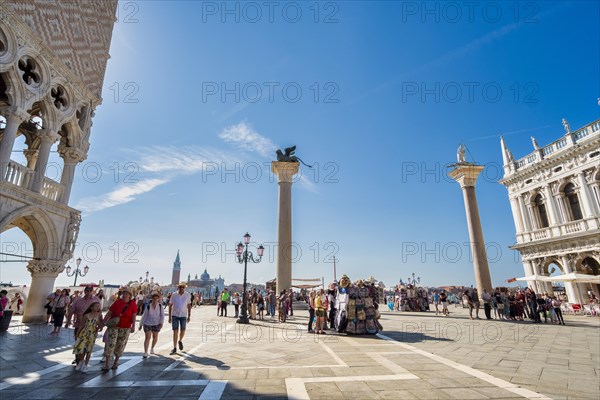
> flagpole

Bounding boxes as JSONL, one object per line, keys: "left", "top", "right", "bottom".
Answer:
{"left": 333, "top": 256, "right": 337, "bottom": 282}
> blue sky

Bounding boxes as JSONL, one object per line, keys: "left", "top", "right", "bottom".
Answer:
{"left": 2, "top": 1, "right": 599, "bottom": 289}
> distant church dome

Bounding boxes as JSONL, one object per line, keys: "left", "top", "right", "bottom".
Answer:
{"left": 200, "top": 269, "right": 210, "bottom": 281}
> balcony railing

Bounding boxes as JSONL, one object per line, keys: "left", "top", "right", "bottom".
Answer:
{"left": 3, "top": 159, "right": 64, "bottom": 202}
{"left": 563, "top": 219, "right": 586, "bottom": 234}
{"left": 517, "top": 218, "right": 593, "bottom": 244}
{"left": 512, "top": 119, "right": 599, "bottom": 172}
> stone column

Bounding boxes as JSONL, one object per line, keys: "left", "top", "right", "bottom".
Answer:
{"left": 542, "top": 185, "right": 559, "bottom": 226}
{"left": 560, "top": 255, "right": 582, "bottom": 304}
{"left": 577, "top": 172, "right": 597, "bottom": 228}
{"left": 23, "top": 149, "right": 39, "bottom": 170}
{"left": 517, "top": 195, "right": 532, "bottom": 231}
{"left": 30, "top": 129, "right": 60, "bottom": 193}
{"left": 22, "top": 259, "right": 65, "bottom": 323}
{"left": 58, "top": 146, "right": 85, "bottom": 205}
{"left": 271, "top": 161, "right": 299, "bottom": 295}
{"left": 523, "top": 260, "right": 538, "bottom": 292}
{"left": 508, "top": 196, "right": 524, "bottom": 234}
{"left": 0, "top": 108, "right": 28, "bottom": 180}
{"left": 448, "top": 163, "right": 493, "bottom": 300}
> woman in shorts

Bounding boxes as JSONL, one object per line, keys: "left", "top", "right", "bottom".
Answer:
{"left": 139, "top": 292, "right": 164, "bottom": 358}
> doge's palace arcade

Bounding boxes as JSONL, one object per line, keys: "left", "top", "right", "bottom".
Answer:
{"left": 499, "top": 118, "right": 600, "bottom": 304}
{"left": 0, "top": 1, "right": 118, "bottom": 322}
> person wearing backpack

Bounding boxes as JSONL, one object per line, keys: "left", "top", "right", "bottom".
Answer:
{"left": 139, "top": 292, "right": 164, "bottom": 358}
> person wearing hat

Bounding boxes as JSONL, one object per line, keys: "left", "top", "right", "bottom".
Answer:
{"left": 168, "top": 283, "right": 191, "bottom": 355}
{"left": 139, "top": 292, "right": 164, "bottom": 358}
{"left": 66, "top": 286, "right": 100, "bottom": 365}
{"left": 102, "top": 287, "right": 137, "bottom": 370}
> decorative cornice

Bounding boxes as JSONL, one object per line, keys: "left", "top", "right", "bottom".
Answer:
{"left": 499, "top": 135, "right": 599, "bottom": 187}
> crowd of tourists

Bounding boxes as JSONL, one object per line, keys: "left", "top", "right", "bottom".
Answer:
{"left": 40, "top": 282, "right": 192, "bottom": 373}
{"left": 215, "top": 287, "right": 295, "bottom": 322}
{"left": 426, "top": 287, "right": 567, "bottom": 325}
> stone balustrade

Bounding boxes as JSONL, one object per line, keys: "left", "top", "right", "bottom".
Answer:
{"left": 3, "top": 159, "right": 64, "bottom": 202}
{"left": 512, "top": 120, "right": 599, "bottom": 172}
{"left": 516, "top": 218, "right": 595, "bottom": 244}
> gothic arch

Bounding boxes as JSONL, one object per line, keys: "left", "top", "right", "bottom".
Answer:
{"left": 0, "top": 23, "right": 19, "bottom": 68}
{"left": 0, "top": 205, "right": 60, "bottom": 259}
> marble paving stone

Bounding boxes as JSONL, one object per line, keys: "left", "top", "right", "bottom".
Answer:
{"left": 1, "top": 306, "right": 598, "bottom": 399}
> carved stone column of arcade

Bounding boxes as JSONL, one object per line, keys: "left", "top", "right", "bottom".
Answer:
{"left": 22, "top": 259, "right": 65, "bottom": 323}
{"left": 560, "top": 255, "right": 584, "bottom": 304}
{"left": 30, "top": 129, "right": 60, "bottom": 193}
{"left": 58, "top": 145, "right": 86, "bottom": 205}
{"left": 523, "top": 260, "right": 538, "bottom": 292}
{"left": 24, "top": 149, "right": 39, "bottom": 170}
{"left": 449, "top": 163, "right": 493, "bottom": 300}
{"left": 0, "top": 107, "right": 29, "bottom": 180}
{"left": 272, "top": 161, "right": 299, "bottom": 296}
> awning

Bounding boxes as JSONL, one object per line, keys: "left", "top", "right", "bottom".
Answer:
{"left": 292, "top": 284, "right": 321, "bottom": 289}
{"left": 546, "top": 273, "right": 600, "bottom": 284}
{"left": 515, "top": 275, "right": 549, "bottom": 282}
{"left": 515, "top": 273, "right": 600, "bottom": 284}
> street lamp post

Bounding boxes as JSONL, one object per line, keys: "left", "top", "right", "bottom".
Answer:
{"left": 236, "top": 232, "right": 264, "bottom": 324}
{"left": 65, "top": 257, "right": 89, "bottom": 287}
{"left": 407, "top": 273, "right": 421, "bottom": 286}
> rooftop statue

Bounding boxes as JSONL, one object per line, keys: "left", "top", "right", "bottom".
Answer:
{"left": 562, "top": 118, "right": 571, "bottom": 134}
{"left": 275, "top": 145, "right": 313, "bottom": 168}
{"left": 531, "top": 136, "right": 540, "bottom": 150}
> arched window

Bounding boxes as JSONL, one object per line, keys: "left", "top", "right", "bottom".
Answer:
{"left": 534, "top": 194, "right": 549, "bottom": 228}
{"left": 564, "top": 183, "right": 583, "bottom": 220}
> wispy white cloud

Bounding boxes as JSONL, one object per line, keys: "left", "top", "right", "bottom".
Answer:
{"left": 76, "top": 178, "right": 168, "bottom": 213}
{"left": 135, "top": 146, "right": 240, "bottom": 173}
{"left": 77, "top": 121, "right": 313, "bottom": 213}
{"left": 218, "top": 121, "right": 277, "bottom": 157}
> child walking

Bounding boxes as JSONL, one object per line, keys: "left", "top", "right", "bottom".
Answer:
{"left": 73, "top": 301, "right": 102, "bottom": 373}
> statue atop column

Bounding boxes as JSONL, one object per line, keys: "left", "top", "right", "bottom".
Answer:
{"left": 275, "top": 145, "right": 313, "bottom": 168}
{"left": 456, "top": 144, "right": 467, "bottom": 163}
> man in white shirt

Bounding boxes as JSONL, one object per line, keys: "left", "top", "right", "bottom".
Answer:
{"left": 168, "top": 283, "right": 191, "bottom": 355}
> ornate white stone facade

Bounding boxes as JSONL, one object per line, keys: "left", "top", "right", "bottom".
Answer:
{"left": 499, "top": 119, "right": 600, "bottom": 303}
{"left": 0, "top": 1, "right": 117, "bottom": 322}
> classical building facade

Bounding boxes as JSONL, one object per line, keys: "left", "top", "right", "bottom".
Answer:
{"left": 0, "top": 1, "right": 117, "bottom": 322}
{"left": 499, "top": 118, "right": 600, "bottom": 303}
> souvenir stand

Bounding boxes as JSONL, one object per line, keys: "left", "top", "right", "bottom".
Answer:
{"left": 335, "top": 275, "right": 383, "bottom": 335}
{"left": 396, "top": 284, "right": 430, "bottom": 311}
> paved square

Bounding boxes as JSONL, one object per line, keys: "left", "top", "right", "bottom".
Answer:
{"left": 1, "top": 304, "right": 598, "bottom": 399}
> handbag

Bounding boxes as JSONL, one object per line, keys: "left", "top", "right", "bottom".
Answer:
{"left": 106, "top": 301, "right": 131, "bottom": 329}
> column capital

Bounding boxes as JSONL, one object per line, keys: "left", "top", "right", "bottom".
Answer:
{"left": 38, "top": 129, "right": 60, "bottom": 143}
{"left": 27, "top": 259, "right": 65, "bottom": 278}
{"left": 58, "top": 145, "right": 86, "bottom": 163}
{"left": 0, "top": 106, "right": 29, "bottom": 122}
{"left": 448, "top": 163, "right": 485, "bottom": 188}
{"left": 272, "top": 161, "right": 299, "bottom": 183}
